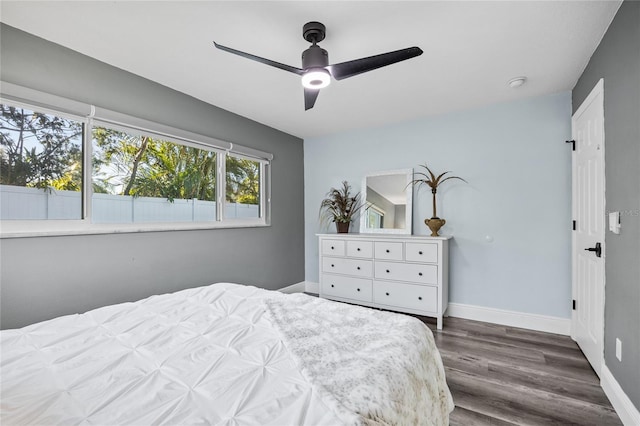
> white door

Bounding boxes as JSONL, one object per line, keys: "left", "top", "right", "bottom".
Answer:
{"left": 571, "top": 78, "right": 605, "bottom": 377}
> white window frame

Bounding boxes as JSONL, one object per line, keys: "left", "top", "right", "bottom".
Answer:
{"left": 0, "top": 83, "right": 272, "bottom": 238}
{"left": 366, "top": 204, "right": 385, "bottom": 229}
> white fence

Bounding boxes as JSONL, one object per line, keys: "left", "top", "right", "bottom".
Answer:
{"left": 0, "top": 185, "right": 258, "bottom": 222}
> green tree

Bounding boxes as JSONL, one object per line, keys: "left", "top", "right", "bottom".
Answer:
{"left": 0, "top": 105, "right": 83, "bottom": 190}
{"left": 92, "top": 127, "right": 217, "bottom": 201}
{"left": 1, "top": 108, "right": 260, "bottom": 206}
{"left": 132, "top": 142, "right": 217, "bottom": 201}
{"left": 226, "top": 156, "right": 259, "bottom": 205}
{"left": 91, "top": 127, "right": 150, "bottom": 195}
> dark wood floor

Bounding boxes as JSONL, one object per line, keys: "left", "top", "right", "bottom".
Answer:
{"left": 418, "top": 316, "right": 622, "bottom": 426}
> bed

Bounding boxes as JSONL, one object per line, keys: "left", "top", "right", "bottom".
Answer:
{"left": 1, "top": 283, "right": 453, "bottom": 425}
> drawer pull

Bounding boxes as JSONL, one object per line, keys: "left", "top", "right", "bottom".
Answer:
{"left": 418, "top": 296, "right": 423, "bottom": 300}
{"left": 331, "top": 264, "right": 335, "bottom": 267}
{"left": 357, "top": 288, "right": 361, "bottom": 292}
{"left": 331, "top": 246, "right": 335, "bottom": 249}
{"left": 331, "top": 284, "right": 334, "bottom": 288}
{"left": 386, "top": 269, "right": 390, "bottom": 273}
{"left": 385, "top": 292, "right": 389, "bottom": 296}
{"left": 357, "top": 248, "right": 361, "bottom": 251}
{"left": 419, "top": 251, "right": 423, "bottom": 255}
{"left": 386, "top": 249, "right": 390, "bottom": 253}
{"left": 357, "top": 266, "right": 361, "bottom": 270}
{"left": 418, "top": 272, "right": 423, "bottom": 276}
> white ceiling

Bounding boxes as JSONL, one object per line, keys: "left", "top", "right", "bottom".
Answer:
{"left": 0, "top": 1, "right": 621, "bottom": 140}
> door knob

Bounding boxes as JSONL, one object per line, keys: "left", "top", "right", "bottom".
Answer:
{"left": 584, "top": 242, "right": 602, "bottom": 258}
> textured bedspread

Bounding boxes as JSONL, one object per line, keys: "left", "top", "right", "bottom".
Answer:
{"left": 1, "top": 283, "right": 453, "bottom": 425}
{"left": 264, "top": 294, "right": 454, "bottom": 425}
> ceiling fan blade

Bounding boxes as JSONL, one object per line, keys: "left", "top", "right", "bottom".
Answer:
{"left": 214, "top": 42, "right": 304, "bottom": 76}
{"left": 329, "top": 47, "right": 423, "bottom": 81}
{"left": 304, "top": 88, "right": 320, "bottom": 110}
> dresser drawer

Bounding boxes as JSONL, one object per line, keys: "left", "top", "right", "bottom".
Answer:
{"left": 346, "top": 240, "right": 373, "bottom": 258}
{"left": 405, "top": 242, "right": 438, "bottom": 263}
{"left": 322, "top": 274, "right": 372, "bottom": 302}
{"left": 321, "top": 239, "right": 345, "bottom": 256}
{"left": 318, "top": 234, "right": 449, "bottom": 330}
{"left": 374, "top": 242, "right": 403, "bottom": 260}
{"left": 373, "top": 281, "right": 438, "bottom": 313}
{"left": 375, "top": 261, "right": 437, "bottom": 284}
{"left": 322, "top": 257, "right": 372, "bottom": 278}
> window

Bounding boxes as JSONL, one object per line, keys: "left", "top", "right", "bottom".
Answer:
{"left": 92, "top": 126, "right": 218, "bottom": 223}
{"left": 0, "top": 90, "right": 272, "bottom": 236}
{"left": 0, "top": 104, "right": 83, "bottom": 220}
{"left": 366, "top": 205, "right": 385, "bottom": 229}
{"left": 225, "top": 154, "right": 261, "bottom": 220}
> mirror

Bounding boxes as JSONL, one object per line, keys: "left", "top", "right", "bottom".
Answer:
{"left": 360, "top": 169, "right": 413, "bottom": 234}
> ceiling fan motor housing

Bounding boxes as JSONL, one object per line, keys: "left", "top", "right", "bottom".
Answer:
{"left": 302, "top": 45, "right": 329, "bottom": 70}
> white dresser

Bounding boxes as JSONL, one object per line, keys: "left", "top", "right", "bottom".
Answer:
{"left": 317, "top": 234, "right": 450, "bottom": 329}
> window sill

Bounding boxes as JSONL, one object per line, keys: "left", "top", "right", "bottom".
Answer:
{"left": 0, "top": 219, "right": 270, "bottom": 239}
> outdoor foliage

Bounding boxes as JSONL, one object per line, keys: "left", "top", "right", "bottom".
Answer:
{"left": 1, "top": 105, "right": 260, "bottom": 205}
{"left": 0, "top": 105, "right": 83, "bottom": 190}
{"left": 93, "top": 128, "right": 259, "bottom": 204}
{"left": 226, "top": 156, "right": 260, "bottom": 205}
{"left": 92, "top": 127, "right": 218, "bottom": 201}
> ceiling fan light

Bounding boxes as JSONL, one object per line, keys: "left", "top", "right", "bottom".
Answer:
{"left": 302, "top": 69, "right": 331, "bottom": 89}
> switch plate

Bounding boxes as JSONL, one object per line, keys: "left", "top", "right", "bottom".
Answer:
{"left": 616, "top": 338, "right": 622, "bottom": 361}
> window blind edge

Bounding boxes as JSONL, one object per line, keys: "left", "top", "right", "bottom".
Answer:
{"left": 91, "top": 106, "right": 232, "bottom": 151}
{"left": 228, "top": 143, "right": 274, "bottom": 161}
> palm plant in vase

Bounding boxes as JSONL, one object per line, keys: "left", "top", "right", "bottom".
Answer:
{"left": 319, "top": 181, "right": 363, "bottom": 233}
{"left": 410, "top": 164, "right": 467, "bottom": 236}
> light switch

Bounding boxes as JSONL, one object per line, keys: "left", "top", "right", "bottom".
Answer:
{"left": 609, "top": 212, "right": 621, "bottom": 234}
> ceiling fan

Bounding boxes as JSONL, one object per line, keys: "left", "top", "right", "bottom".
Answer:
{"left": 214, "top": 21, "right": 423, "bottom": 111}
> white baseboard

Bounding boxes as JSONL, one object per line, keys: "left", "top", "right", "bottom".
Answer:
{"left": 447, "top": 303, "right": 571, "bottom": 336}
{"left": 278, "top": 281, "right": 306, "bottom": 294}
{"left": 601, "top": 364, "right": 640, "bottom": 426}
{"left": 298, "top": 287, "right": 569, "bottom": 335}
{"left": 304, "top": 281, "right": 319, "bottom": 294}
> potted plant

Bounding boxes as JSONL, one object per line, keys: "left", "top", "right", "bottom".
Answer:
{"left": 319, "top": 181, "right": 363, "bottom": 233}
{"left": 410, "top": 164, "right": 467, "bottom": 236}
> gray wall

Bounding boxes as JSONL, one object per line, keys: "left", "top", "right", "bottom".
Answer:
{"left": 0, "top": 24, "right": 305, "bottom": 329}
{"left": 572, "top": 0, "right": 640, "bottom": 408}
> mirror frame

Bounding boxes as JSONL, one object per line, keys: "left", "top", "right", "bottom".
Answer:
{"left": 360, "top": 168, "right": 413, "bottom": 235}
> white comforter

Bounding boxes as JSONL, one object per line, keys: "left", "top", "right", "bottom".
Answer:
{"left": 1, "top": 283, "right": 453, "bottom": 425}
